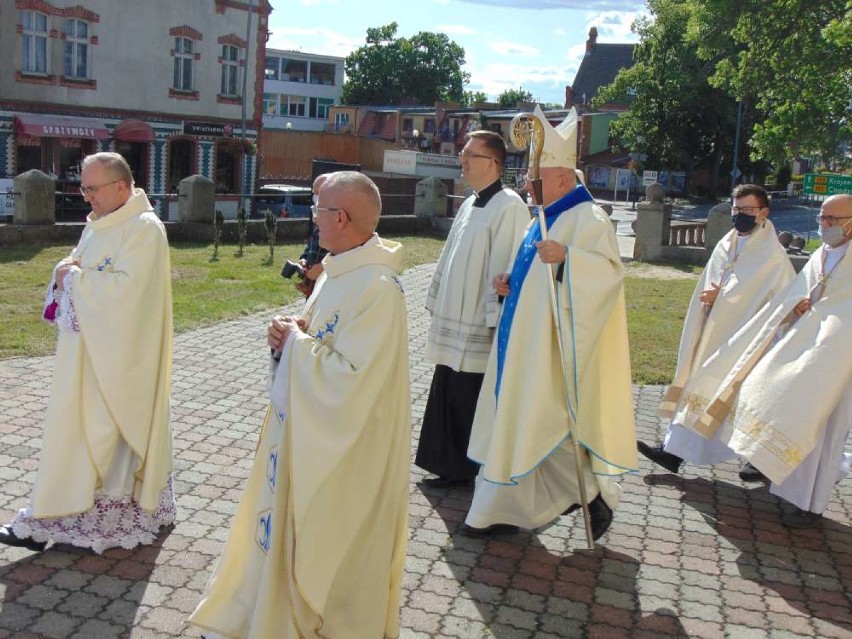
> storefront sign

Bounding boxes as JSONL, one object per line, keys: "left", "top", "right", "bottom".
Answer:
{"left": 417, "top": 153, "right": 461, "bottom": 168}
{"left": 383, "top": 150, "right": 417, "bottom": 175}
{"left": 0, "top": 179, "right": 15, "bottom": 217}
{"left": 183, "top": 122, "right": 234, "bottom": 137}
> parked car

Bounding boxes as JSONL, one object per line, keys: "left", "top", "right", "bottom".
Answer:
{"left": 255, "top": 184, "right": 312, "bottom": 218}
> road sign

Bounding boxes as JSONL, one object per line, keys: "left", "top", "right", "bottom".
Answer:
{"left": 803, "top": 173, "right": 852, "bottom": 196}
{"left": 642, "top": 170, "right": 658, "bottom": 186}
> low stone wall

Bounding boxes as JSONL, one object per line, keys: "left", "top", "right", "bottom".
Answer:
{"left": 0, "top": 215, "right": 432, "bottom": 246}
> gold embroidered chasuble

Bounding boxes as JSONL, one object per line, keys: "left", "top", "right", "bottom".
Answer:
{"left": 32, "top": 189, "right": 173, "bottom": 517}
{"left": 660, "top": 220, "right": 795, "bottom": 418}
{"left": 678, "top": 244, "right": 852, "bottom": 483}
{"left": 191, "top": 235, "right": 411, "bottom": 639}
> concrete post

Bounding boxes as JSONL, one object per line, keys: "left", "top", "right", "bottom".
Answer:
{"left": 13, "top": 170, "right": 55, "bottom": 225}
{"left": 414, "top": 176, "right": 448, "bottom": 218}
{"left": 178, "top": 174, "right": 215, "bottom": 223}
{"left": 632, "top": 182, "right": 670, "bottom": 260}
{"left": 704, "top": 202, "right": 732, "bottom": 249}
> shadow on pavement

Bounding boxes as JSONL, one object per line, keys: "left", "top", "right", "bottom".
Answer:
{"left": 647, "top": 473, "right": 852, "bottom": 635}
{"left": 423, "top": 487, "right": 689, "bottom": 638}
{"left": 0, "top": 527, "right": 172, "bottom": 636}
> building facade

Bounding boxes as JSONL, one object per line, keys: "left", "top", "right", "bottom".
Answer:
{"left": 0, "top": 0, "right": 271, "bottom": 219}
{"left": 263, "top": 49, "right": 344, "bottom": 132}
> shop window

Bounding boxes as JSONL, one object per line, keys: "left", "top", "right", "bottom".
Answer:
{"left": 263, "top": 93, "right": 278, "bottom": 115}
{"left": 220, "top": 45, "right": 240, "bottom": 97}
{"left": 59, "top": 141, "right": 85, "bottom": 182}
{"left": 168, "top": 139, "right": 195, "bottom": 192}
{"left": 173, "top": 37, "right": 194, "bottom": 91}
{"left": 214, "top": 141, "right": 241, "bottom": 194}
{"left": 64, "top": 19, "right": 89, "bottom": 79}
{"left": 16, "top": 140, "right": 42, "bottom": 174}
{"left": 21, "top": 11, "right": 48, "bottom": 74}
{"left": 264, "top": 56, "right": 279, "bottom": 81}
{"left": 309, "top": 61, "right": 335, "bottom": 86}
{"left": 309, "top": 98, "right": 333, "bottom": 119}
{"left": 115, "top": 142, "right": 149, "bottom": 190}
{"left": 281, "top": 58, "right": 306, "bottom": 83}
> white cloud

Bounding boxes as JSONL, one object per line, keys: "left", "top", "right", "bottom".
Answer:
{"left": 487, "top": 41, "right": 539, "bottom": 57}
{"left": 466, "top": 61, "right": 578, "bottom": 102}
{"left": 554, "top": 27, "right": 567, "bottom": 36}
{"left": 434, "top": 24, "right": 478, "bottom": 35}
{"left": 589, "top": 10, "right": 644, "bottom": 41}
{"left": 267, "top": 27, "right": 361, "bottom": 58}
{"left": 458, "top": 0, "right": 645, "bottom": 10}
{"left": 299, "top": 0, "right": 340, "bottom": 5}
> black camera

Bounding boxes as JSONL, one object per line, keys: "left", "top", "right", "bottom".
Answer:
{"left": 280, "top": 260, "right": 306, "bottom": 279}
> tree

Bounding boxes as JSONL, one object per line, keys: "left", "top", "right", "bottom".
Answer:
{"left": 692, "top": 0, "right": 851, "bottom": 168}
{"left": 594, "top": 0, "right": 737, "bottom": 194}
{"left": 461, "top": 90, "right": 488, "bottom": 107}
{"left": 342, "top": 22, "right": 469, "bottom": 105}
{"left": 496, "top": 87, "right": 534, "bottom": 107}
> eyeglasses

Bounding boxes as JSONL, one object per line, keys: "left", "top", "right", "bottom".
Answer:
{"left": 460, "top": 150, "right": 496, "bottom": 162}
{"left": 79, "top": 180, "right": 120, "bottom": 196}
{"left": 731, "top": 205, "right": 763, "bottom": 215}
{"left": 815, "top": 213, "right": 852, "bottom": 226}
{"left": 311, "top": 205, "right": 350, "bottom": 221}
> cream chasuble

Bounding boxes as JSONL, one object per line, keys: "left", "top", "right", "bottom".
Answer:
{"left": 30, "top": 188, "right": 173, "bottom": 518}
{"left": 467, "top": 187, "right": 637, "bottom": 523}
{"left": 425, "top": 187, "right": 529, "bottom": 373}
{"left": 191, "top": 235, "right": 411, "bottom": 639}
{"left": 675, "top": 244, "right": 852, "bottom": 485}
{"left": 660, "top": 220, "right": 794, "bottom": 417}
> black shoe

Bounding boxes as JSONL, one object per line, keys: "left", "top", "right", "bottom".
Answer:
{"left": 637, "top": 441, "right": 683, "bottom": 474}
{"left": 739, "top": 462, "right": 768, "bottom": 483}
{"left": 458, "top": 523, "right": 519, "bottom": 538}
{"left": 588, "top": 495, "right": 613, "bottom": 541}
{"left": 420, "top": 476, "right": 473, "bottom": 489}
{"left": 0, "top": 525, "right": 47, "bottom": 552}
{"left": 781, "top": 507, "right": 821, "bottom": 529}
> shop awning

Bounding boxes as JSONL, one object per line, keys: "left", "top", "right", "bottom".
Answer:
{"left": 14, "top": 113, "right": 110, "bottom": 140}
{"left": 113, "top": 118, "right": 155, "bottom": 143}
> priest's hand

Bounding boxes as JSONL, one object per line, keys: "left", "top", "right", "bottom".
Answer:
{"left": 699, "top": 282, "right": 722, "bottom": 307}
{"left": 492, "top": 273, "right": 510, "bottom": 296}
{"left": 55, "top": 259, "right": 80, "bottom": 291}
{"left": 793, "top": 299, "right": 812, "bottom": 316}
{"left": 268, "top": 315, "right": 307, "bottom": 350}
{"left": 535, "top": 240, "right": 566, "bottom": 264}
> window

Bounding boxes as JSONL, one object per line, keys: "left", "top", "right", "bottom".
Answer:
{"left": 64, "top": 19, "right": 89, "bottom": 78}
{"left": 220, "top": 45, "right": 240, "bottom": 96}
{"left": 423, "top": 119, "right": 436, "bottom": 133}
{"left": 168, "top": 139, "right": 195, "bottom": 192}
{"left": 22, "top": 11, "right": 48, "bottom": 74}
{"left": 280, "top": 95, "right": 305, "bottom": 117}
{"left": 309, "top": 61, "right": 335, "bottom": 85}
{"left": 263, "top": 93, "right": 278, "bottom": 115}
{"left": 281, "top": 58, "right": 306, "bottom": 82}
{"left": 309, "top": 97, "right": 333, "bottom": 119}
{"left": 334, "top": 112, "right": 349, "bottom": 127}
{"left": 173, "top": 37, "right": 194, "bottom": 91}
{"left": 264, "top": 56, "right": 279, "bottom": 80}
{"left": 214, "top": 141, "right": 241, "bottom": 194}
{"left": 402, "top": 118, "right": 413, "bottom": 133}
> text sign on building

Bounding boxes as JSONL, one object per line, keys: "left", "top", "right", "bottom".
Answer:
{"left": 184, "top": 122, "right": 234, "bottom": 137}
{"left": 0, "top": 179, "right": 14, "bottom": 217}
{"left": 383, "top": 150, "right": 417, "bottom": 175}
{"left": 642, "top": 170, "right": 658, "bottom": 186}
{"left": 803, "top": 173, "right": 852, "bottom": 196}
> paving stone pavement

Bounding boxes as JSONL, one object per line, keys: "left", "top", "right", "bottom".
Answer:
{"left": 0, "top": 262, "right": 850, "bottom": 639}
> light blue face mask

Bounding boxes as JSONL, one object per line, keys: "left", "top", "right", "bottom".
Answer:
{"left": 818, "top": 221, "right": 851, "bottom": 247}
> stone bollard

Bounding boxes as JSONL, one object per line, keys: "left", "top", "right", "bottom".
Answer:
{"left": 14, "top": 169, "right": 55, "bottom": 225}
{"left": 178, "top": 174, "right": 215, "bottom": 223}
{"left": 704, "top": 202, "right": 732, "bottom": 249}
{"left": 414, "top": 176, "right": 448, "bottom": 218}
{"left": 632, "top": 182, "right": 671, "bottom": 260}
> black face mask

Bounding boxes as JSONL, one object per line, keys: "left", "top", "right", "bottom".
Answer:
{"left": 732, "top": 213, "right": 758, "bottom": 234}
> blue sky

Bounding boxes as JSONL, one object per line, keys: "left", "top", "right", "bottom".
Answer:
{"left": 267, "top": 0, "right": 648, "bottom": 105}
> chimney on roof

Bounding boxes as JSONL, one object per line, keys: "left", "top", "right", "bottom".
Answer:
{"left": 565, "top": 85, "right": 573, "bottom": 108}
{"left": 585, "top": 27, "right": 598, "bottom": 56}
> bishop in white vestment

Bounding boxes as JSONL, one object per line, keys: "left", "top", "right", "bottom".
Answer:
{"left": 191, "top": 172, "right": 411, "bottom": 638}
{"left": 462, "top": 108, "right": 637, "bottom": 541}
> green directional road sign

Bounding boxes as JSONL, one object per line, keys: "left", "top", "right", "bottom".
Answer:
{"left": 803, "top": 173, "right": 852, "bottom": 196}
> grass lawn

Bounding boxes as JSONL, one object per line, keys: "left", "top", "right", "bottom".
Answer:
{"left": 1, "top": 235, "right": 696, "bottom": 385}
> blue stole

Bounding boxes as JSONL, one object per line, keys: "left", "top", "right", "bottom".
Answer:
{"left": 494, "top": 184, "right": 594, "bottom": 398}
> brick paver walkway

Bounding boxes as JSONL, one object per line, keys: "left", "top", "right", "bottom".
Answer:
{"left": 0, "top": 263, "right": 850, "bottom": 639}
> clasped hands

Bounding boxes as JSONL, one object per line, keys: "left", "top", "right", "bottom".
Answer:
{"left": 492, "top": 240, "right": 566, "bottom": 295}
{"left": 268, "top": 314, "right": 308, "bottom": 351}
